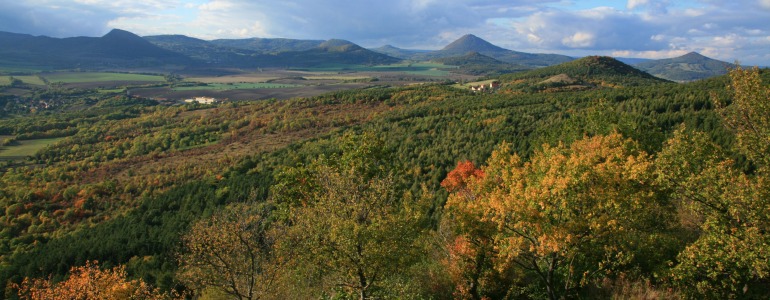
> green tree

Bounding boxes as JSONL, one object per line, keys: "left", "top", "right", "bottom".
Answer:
{"left": 277, "top": 132, "right": 426, "bottom": 300}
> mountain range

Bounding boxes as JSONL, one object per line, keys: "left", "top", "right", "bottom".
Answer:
{"left": 0, "top": 29, "right": 735, "bottom": 81}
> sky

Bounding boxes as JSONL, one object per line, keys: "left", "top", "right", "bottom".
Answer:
{"left": 1, "top": 0, "right": 769, "bottom": 65}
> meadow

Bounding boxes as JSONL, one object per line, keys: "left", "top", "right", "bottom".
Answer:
{"left": 172, "top": 82, "right": 302, "bottom": 91}
{"left": 296, "top": 62, "right": 455, "bottom": 76}
{"left": 14, "top": 75, "right": 47, "bottom": 85}
{"left": 0, "top": 137, "right": 65, "bottom": 161}
{"left": 41, "top": 72, "right": 166, "bottom": 83}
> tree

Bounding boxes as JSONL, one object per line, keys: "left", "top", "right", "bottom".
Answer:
{"left": 177, "top": 203, "right": 282, "bottom": 300}
{"left": 277, "top": 131, "right": 426, "bottom": 299}
{"left": 444, "top": 134, "right": 678, "bottom": 299}
{"left": 15, "top": 261, "right": 171, "bottom": 300}
{"left": 658, "top": 67, "right": 770, "bottom": 298}
{"left": 713, "top": 66, "right": 770, "bottom": 165}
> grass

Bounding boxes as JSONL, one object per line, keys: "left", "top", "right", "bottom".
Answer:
{"left": 173, "top": 83, "right": 302, "bottom": 91}
{"left": 0, "top": 137, "right": 65, "bottom": 160}
{"left": 98, "top": 88, "right": 127, "bottom": 94}
{"left": 14, "top": 75, "right": 46, "bottom": 85}
{"left": 0, "top": 75, "right": 46, "bottom": 86}
{"left": 295, "top": 62, "right": 453, "bottom": 76}
{"left": 42, "top": 72, "right": 165, "bottom": 83}
{"left": 185, "top": 75, "right": 281, "bottom": 84}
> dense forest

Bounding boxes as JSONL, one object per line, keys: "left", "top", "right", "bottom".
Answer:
{"left": 1, "top": 58, "right": 769, "bottom": 299}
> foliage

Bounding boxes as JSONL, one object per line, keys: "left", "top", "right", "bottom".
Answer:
{"left": 274, "top": 132, "right": 427, "bottom": 299}
{"left": 657, "top": 67, "right": 770, "bottom": 298}
{"left": 14, "top": 261, "right": 174, "bottom": 300}
{"left": 444, "top": 134, "right": 680, "bottom": 299}
{"left": 178, "top": 203, "right": 282, "bottom": 300}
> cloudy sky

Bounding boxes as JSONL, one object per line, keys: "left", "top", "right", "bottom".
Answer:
{"left": 1, "top": 0, "right": 769, "bottom": 65}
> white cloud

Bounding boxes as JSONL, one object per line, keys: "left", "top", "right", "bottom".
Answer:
{"left": 562, "top": 32, "right": 595, "bottom": 47}
{"left": 627, "top": 0, "right": 649, "bottom": 10}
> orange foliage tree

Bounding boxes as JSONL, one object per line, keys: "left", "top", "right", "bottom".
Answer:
{"left": 15, "top": 261, "right": 170, "bottom": 300}
{"left": 444, "top": 134, "right": 678, "bottom": 300}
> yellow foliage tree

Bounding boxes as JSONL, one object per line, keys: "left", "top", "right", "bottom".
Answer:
{"left": 445, "top": 134, "right": 677, "bottom": 300}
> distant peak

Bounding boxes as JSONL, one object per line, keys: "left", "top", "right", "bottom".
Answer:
{"left": 103, "top": 29, "right": 136, "bottom": 38}
{"left": 681, "top": 51, "right": 706, "bottom": 58}
{"left": 442, "top": 34, "right": 506, "bottom": 53}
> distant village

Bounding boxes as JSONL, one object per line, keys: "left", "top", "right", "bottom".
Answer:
{"left": 183, "top": 96, "right": 220, "bottom": 104}
{"left": 469, "top": 81, "right": 500, "bottom": 92}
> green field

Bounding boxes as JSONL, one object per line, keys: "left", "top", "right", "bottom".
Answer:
{"left": 0, "top": 77, "right": 9, "bottom": 85}
{"left": 0, "top": 137, "right": 66, "bottom": 160}
{"left": 173, "top": 83, "right": 302, "bottom": 91}
{"left": 295, "top": 62, "right": 454, "bottom": 76}
{"left": 14, "top": 75, "right": 46, "bottom": 85}
{"left": 42, "top": 72, "right": 165, "bottom": 83}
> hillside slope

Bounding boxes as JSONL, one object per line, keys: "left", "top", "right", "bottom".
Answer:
{"left": 634, "top": 52, "right": 735, "bottom": 82}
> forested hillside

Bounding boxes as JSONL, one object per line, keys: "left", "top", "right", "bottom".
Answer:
{"left": 1, "top": 60, "right": 769, "bottom": 299}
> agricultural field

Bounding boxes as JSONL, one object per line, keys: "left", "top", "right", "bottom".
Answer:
{"left": 41, "top": 72, "right": 165, "bottom": 83}
{"left": 14, "top": 75, "right": 47, "bottom": 85}
{"left": 0, "top": 137, "right": 65, "bottom": 161}
{"left": 172, "top": 82, "right": 302, "bottom": 91}
{"left": 297, "top": 62, "right": 456, "bottom": 76}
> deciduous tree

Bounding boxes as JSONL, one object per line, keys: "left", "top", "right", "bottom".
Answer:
{"left": 445, "top": 134, "right": 677, "bottom": 300}
{"left": 177, "top": 203, "right": 282, "bottom": 300}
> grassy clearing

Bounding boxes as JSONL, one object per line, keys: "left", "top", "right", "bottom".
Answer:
{"left": 297, "top": 62, "right": 453, "bottom": 76}
{"left": 14, "top": 75, "right": 46, "bottom": 85}
{"left": 185, "top": 74, "right": 281, "bottom": 84}
{"left": 173, "top": 83, "right": 302, "bottom": 91}
{"left": 0, "top": 137, "right": 65, "bottom": 160}
{"left": 0, "top": 77, "right": 9, "bottom": 85}
{"left": 42, "top": 72, "right": 165, "bottom": 83}
{"left": 304, "top": 75, "right": 371, "bottom": 80}
{"left": 98, "top": 88, "right": 127, "bottom": 94}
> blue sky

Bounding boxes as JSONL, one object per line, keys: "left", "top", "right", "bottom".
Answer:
{"left": 1, "top": 0, "right": 769, "bottom": 65}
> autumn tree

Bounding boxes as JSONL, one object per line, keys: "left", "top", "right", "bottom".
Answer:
{"left": 276, "top": 131, "right": 426, "bottom": 299}
{"left": 657, "top": 67, "right": 770, "bottom": 298}
{"left": 15, "top": 261, "right": 170, "bottom": 300}
{"left": 440, "top": 160, "right": 513, "bottom": 300}
{"left": 444, "top": 134, "right": 679, "bottom": 300}
{"left": 177, "top": 203, "right": 282, "bottom": 300}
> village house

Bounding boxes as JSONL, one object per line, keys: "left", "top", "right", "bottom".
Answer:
{"left": 184, "top": 96, "right": 219, "bottom": 104}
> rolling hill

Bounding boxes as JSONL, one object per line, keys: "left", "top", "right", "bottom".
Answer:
{"left": 0, "top": 29, "right": 193, "bottom": 69}
{"left": 414, "top": 34, "right": 574, "bottom": 67}
{"left": 499, "top": 56, "right": 669, "bottom": 91}
{"left": 432, "top": 51, "right": 530, "bottom": 75}
{"left": 144, "top": 34, "right": 260, "bottom": 66}
{"left": 261, "top": 39, "right": 401, "bottom": 67}
{"left": 369, "top": 45, "right": 430, "bottom": 60}
{"left": 634, "top": 52, "right": 735, "bottom": 82}
{"left": 210, "top": 37, "right": 324, "bottom": 53}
